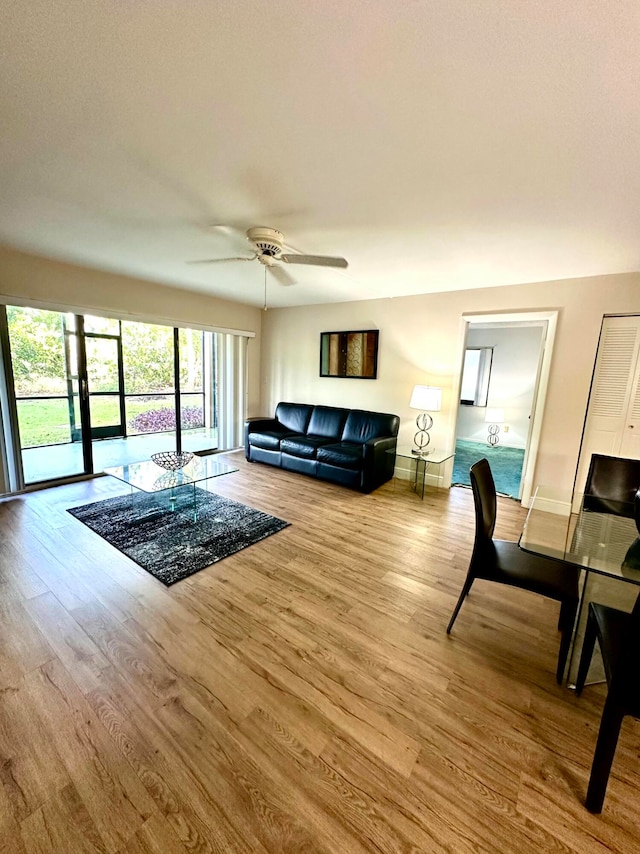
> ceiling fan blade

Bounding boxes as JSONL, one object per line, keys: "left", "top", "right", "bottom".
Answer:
{"left": 280, "top": 254, "right": 348, "bottom": 269}
{"left": 270, "top": 265, "right": 296, "bottom": 287}
{"left": 208, "top": 223, "right": 249, "bottom": 241}
{"left": 187, "top": 255, "right": 256, "bottom": 265}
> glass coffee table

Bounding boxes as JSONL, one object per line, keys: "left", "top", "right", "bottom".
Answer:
{"left": 388, "top": 446, "right": 455, "bottom": 499}
{"left": 104, "top": 455, "right": 238, "bottom": 522}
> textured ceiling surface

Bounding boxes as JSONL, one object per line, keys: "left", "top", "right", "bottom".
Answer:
{"left": 1, "top": 1, "right": 639, "bottom": 307}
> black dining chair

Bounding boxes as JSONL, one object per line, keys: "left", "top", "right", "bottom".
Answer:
{"left": 575, "top": 592, "right": 640, "bottom": 813}
{"left": 447, "top": 458, "right": 580, "bottom": 684}
{"left": 582, "top": 453, "right": 640, "bottom": 517}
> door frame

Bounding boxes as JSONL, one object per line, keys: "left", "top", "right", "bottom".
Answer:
{"left": 453, "top": 309, "right": 558, "bottom": 506}
{"left": 67, "top": 319, "right": 126, "bottom": 443}
{"left": 83, "top": 327, "right": 126, "bottom": 441}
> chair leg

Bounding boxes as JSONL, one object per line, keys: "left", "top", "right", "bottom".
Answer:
{"left": 447, "top": 576, "right": 474, "bottom": 634}
{"left": 575, "top": 609, "right": 598, "bottom": 696}
{"left": 556, "top": 598, "right": 578, "bottom": 685}
{"left": 585, "top": 697, "right": 625, "bottom": 813}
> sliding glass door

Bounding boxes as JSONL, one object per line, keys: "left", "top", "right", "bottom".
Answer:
{"left": 7, "top": 306, "right": 89, "bottom": 484}
{"left": 92, "top": 319, "right": 179, "bottom": 471}
{"left": 83, "top": 315, "right": 126, "bottom": 441}
{"left": 179, "top": 328, "right": 220, "bottom": 453}
{"left": 2, "top": 305, "right": 241, "bottom": 488}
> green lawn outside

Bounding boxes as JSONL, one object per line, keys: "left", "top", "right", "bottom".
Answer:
{"left": 17, "top": 397, "right": 174, "bottom": 448}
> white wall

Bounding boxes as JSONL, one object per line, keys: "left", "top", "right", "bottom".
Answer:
{"left": 456, "top": 324, "right": 544, "bottom": 448}
{"left": 0, "top": 245, "right": 264, "bottom": 415}
{"left": 260, "top": 272, "right": 640, "bottom": 494}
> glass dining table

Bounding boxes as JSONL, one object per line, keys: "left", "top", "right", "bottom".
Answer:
{"left": 520, "top": 487, "right": 640, "bottom": 686}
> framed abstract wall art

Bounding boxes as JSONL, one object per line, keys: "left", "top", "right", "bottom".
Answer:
{"left": 320, "top": 330, "right": 379, "bottom": 379}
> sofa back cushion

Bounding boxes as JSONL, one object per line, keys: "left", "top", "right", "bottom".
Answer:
{"left": 307, "top": 406, "right": 349, "bottom": 439}
{"left": 275, "top": 402, "right": 313, "bottom": 433}
{"left": 342, "top": 410, "right": 400, "bottom": 443}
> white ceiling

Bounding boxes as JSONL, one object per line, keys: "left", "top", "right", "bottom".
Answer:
{"left": 1, "top": 1, "right": 639, "bottom": 308}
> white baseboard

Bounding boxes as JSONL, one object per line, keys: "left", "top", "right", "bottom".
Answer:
{"left": 394, "top": 463, "right": 445, "bottom": 489}
{"left": 530, "top": 496, "right": 572, "bottom": 516}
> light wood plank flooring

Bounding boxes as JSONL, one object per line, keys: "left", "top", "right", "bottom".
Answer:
{"left": 1, "top": 451, "right": 639, "bottom": 853}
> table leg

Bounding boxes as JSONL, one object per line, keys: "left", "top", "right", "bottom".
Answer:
{"left": 418, "top": 457, "right": 427, "bottom": 499}
{"left": 566, "top": 570, "right": 638, "bottom": 687}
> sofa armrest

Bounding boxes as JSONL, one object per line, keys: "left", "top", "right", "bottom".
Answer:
{"left": 245, "top": 417, "right": 281, "bottom": 458}
{"left": 362, "top": 436, "right": 398, "bottom": 491}
{"left": 363, "top": 435, "right": 398, "bottom": 457}
{"left": 245, "top": 417, "right": 280, "bottom": 432}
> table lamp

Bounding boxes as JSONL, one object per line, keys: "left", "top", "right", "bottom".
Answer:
{"left": 485, "top": 407, "right": 504, "bottom": 446}
{"left": 409, "top": 385, "right": 441, "bottom": 454}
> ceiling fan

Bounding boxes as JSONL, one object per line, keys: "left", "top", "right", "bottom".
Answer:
{"left": 188, "top": 226, "right": 348, "bottom": 286}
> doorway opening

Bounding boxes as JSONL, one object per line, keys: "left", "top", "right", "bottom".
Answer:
{"left": 452, "top": 311, "right": 558, "bottom": 504}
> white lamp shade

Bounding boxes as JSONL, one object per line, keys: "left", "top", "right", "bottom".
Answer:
{"left": 409, "top": 385, "right": 441, "bottom": 412}
{"left": 484, "top": 407, "right": 505, "bottom": 424}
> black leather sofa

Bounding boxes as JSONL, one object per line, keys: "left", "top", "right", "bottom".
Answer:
{"left": 245, "top": 402, "right": 400, "bottom": 492}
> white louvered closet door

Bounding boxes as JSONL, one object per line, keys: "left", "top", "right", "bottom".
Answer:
{"left": 620, "top": 345, "right": 640, "bottom": 457}
{"left": 575, "top": 315, "right": 640, "bottom": 502}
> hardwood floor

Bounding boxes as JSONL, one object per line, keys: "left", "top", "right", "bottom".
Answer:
{"left": 1, "top": 451, "right": 639, "bottom": 853}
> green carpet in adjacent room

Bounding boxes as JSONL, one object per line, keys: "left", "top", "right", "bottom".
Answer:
{"left": 452, "top": 439, "right": 525, "bottom": 498}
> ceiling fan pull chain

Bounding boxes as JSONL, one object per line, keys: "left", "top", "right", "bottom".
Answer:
{"left": 263, "top": 265, "right": 268, "bottom": 311}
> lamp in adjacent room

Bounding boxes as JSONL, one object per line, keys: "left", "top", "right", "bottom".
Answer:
{"left": 485, "top": 407, "right": 504, "bottom": 446}
{"left": 409, "top": 385, "right": 441, "bottom": 454}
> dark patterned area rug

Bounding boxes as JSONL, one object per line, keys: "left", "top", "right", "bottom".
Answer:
{"left": 68, "top": 488, "right": 290, "bottom": 585}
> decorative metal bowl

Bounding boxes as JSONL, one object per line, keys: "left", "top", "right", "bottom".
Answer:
{"left": 151, "top": 451, "right": 194, "bottom": 471}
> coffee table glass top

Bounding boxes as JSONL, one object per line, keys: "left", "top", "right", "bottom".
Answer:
{"left": 104, "top": 455, "right": 238, "bottom": 493}
{"left": 390, "top": 446, "right": 455, "bottom": 464}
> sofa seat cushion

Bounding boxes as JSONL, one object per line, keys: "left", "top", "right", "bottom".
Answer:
{"left": 281, "top": 435, "right": 334, "bottom": 459}
{"left": 317, "top": 442, "right": 363, "bottom": 470}
{"left": 250, "top": 429, "right": 299, "bottom": 451}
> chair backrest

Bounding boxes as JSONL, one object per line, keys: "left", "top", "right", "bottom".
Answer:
{"left": 470, "top": 458, "right": 497, "bottom": 545}
{"left": 583, "top": 454, "right": 640, "bottom": 517}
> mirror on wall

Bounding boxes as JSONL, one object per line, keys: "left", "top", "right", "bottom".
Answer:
{"left": 460, "top": 347, "right": 493, "bottom": 406}
{"left": 320, "top": 330, "right": 379, "bottom": 379}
